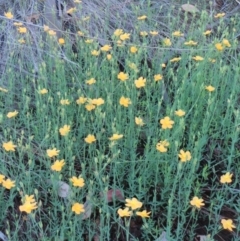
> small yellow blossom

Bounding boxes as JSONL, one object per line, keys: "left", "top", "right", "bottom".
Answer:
{"left": 59, "top": 125, "right": 70, "bottom": 136}
{"left": 77, "top": 31, "right": 84, "bottom": 36}
{"left": 161, "top": 63, "right": 166, "bottom": 68}
{"left": 215, "top": 43, "right": 224, "bottom": 51}
{"left": 175, "top": 109, "right": 185, "bottom": 117}
{"left": 84, "top": 134, "right": 96, "bottom": 144}
{"left": 86, "top": 78, "right": 96, "bottom": 85}
{"left": 46, "top": 148, "right": 60, "bottom": 158}
{"left": 13, "top": 22, "right": 23, "bottom": 26}
{"left": 150, "top": 31, "right": 158, "bottom": 36}
{"left": 222, "top": 39, "right": 231, "bottom": 48}
{"left": 160, "top": 116, "right": 174, "bottom": 129}
{"left": 7, "top": 110, "right": 18, "bottom": 118}
{"left": 19, "top": 198, "right": 38, "bottom": 214}
{"left": 170, "top": 57, "right": 181, "bottom": 63}
{"left": 137, "top": 15, "right": 147, "bottom": 20}
{"left": 118, "top": 207, "right": 132, "bottom": 217}
{"left": 109, "top": 134, "right": 123, "bottom": 141}
{"left": 221, "top": 219, "right": 236, "bottom": 231}
{"left": 192, "top": 55, "right": 204, "bottom": 61}
{"left": 120, "top": 33, "right": 130, "bottom": 41}
{"left": 140, "top": 31, "right": 148, "bottom": 37}
{"left": 130, "top": 46, "right": 138, "bottom": 53}
{"left": 119, "top": 96, "right": 131, "bottom": 107}
{"left": 136, "top": 210, "right": 151, "bottom": 218}
{"left": 91, "top": 50, "right": 100, "bottom": 56}
{"left": 58, "top": 38, "right": 65, "bottom": 45}
{"left": 43, "top": 25, "right": 50, "bottom": 32}
{"left": 72, "top": 202, "right": 85, "bottom": 215}
{"left": 4, "top": 12, "right": 14, "bottom": 19}
{"left": 23, "top": 195, "right": 36, "bottom": 203}
{"left": 51, "top": 159, "right": 65, "bottom": 172}
{"left": 156, "top": 140, "right": 170, "bottom": 153}
{"left": 76, "top": 96, "right": 87, "bottom": 105}
{"left": 135, "top": 77, "right": 146, "bottom": 88}
{"left": 0, "top": 174, "right": 5, "bottom": 184}
{"left": 125, "top": 198, "right": 143, "bottom": 210}
{"left": 220, "top": 172, "right": 233, "bottom": 184}
{"left": 172, "top": 31, "right": 184, "bottom": 37}
{"left": 60, "top": 99, "right": 70, "bottom": 105}
{"left": 184, "top": 40, "right": 198, "bottom": 46}
{"left": 154, "top": 74, "right": 163, "bottom": 82}
{"left": 163, "top": 38, "right": 172, "bottom": 46}
{"left": 67, "top": 7, "right": 77, "bottom": 14}
{"left": 85, "top": 39, "right": 93, "bottom": 44}
{"left": 114, "top": 29, "right": 124, "bottom": 37}
{"left": 91, "top": 98, "right": 104, "bottom": 106}
{"left": 203, "top": 30, "right": 212, "bottom": 36}
{"left": 70, "top": 176, "right": 85, "bottom": 187}
{"left": 85, "top": 104, "right": 96, "bottom": 111}
{"left": 106, "top": 54, "right": 112, "bottom": 60}
{"left": 135, "top": 117, "right": 145, "bottom": 126}
{"left": 214, "top": 13, "right": 225, "bottom": 18}
{"left": 117, "top": 72, "right": 129, "bottom": 81}
{"left": 2, "top": 178, "right": 15, "bottom": 190}
{"left": 178, "top": 150, "right": 191, "bottom": 162}
{"left": 18, "top": 27, "right": 27, "bottom": 34}
{"left": 74, "top": 0, "right": 82, "bottom": 3}
{"left": 101, "top": 45, "right": 112, "bottom": 52}
{"left": 39, "top": 88, "right": 48, "bottom": 94}
{"left": 3, "top": 141, "right": 17, "bottom": 152}
{"left": 190, "top": 196, "right": 205, "bottom": 208}
{"left": 205, "top": 85, "right": 215, "bottom": 92}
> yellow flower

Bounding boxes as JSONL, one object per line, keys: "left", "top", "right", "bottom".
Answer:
{"left": 91, "top": 98, "right": 104, "bottom": 106}
{"left": 48, "top": 30, "right": 56, "bottom": 36}
{"left": 4, "top": 12, "right": 14, "bottom": 19}
{"left": 220, "top": 172, "right": 233, "bottom": 184}
{"left": 203, "top": 30, "right": 212, "bottom": 36}
{"left": 125, "top": 198, "right": 143, "bottom": 210}
{"left": 117, "top": 72, "right": 129, "bottom": 81}
{"left": 2, "top": 178, "right": 15, "bottom": 190}
{"left": 19, "top": 198, "right": 38, "bottom": 214}
{"left": 135, "top": 77, "right": 146, "bottom": 88}
{"left": 156, "top": 140, "right": 169, "bottom": 153}
{"left": 178, "top": 150, "right": 191, "bottom": 162}
{"left": 130, "top": 46, "right": 138, "bottom": 53}
{"left": 91, "top": 50, "right": 100, "bottom": 56}
{"left": 23, "top": 195, "right": 36, "bottom": 203}
{"left": 172, "top": 31, "right": 184, "bottom": 37}
{"left": 150, "top": 31, "right": 158, "bottom": 36}
{"left": 18, "top": 27, "right": 27, "bottom": 34}
{"left": 70, "top": 176, "right": 85, "bottom": 187}
{"left": 109, "top": 134, "right": 123, "bottom": 141}
{"left": 222, "top": 39, "right": 231, "bottom": 48}
{"left": 0, "top": 174, "right": 5, "bottom": 184}
{"left": 221, "top": 219, "right": 236, "bottom": 231}
{"left": 106, "top": 54, "right": 112, "bottom": 60}
{"left": 214, "top": 13, "right": 225, "bottom": 18}
{"left": 0, "top": 87, "right": 8, "bottom": 93}
{"left": 215, "top": 43, "right": 224, "bottom": 51}
{"left": 163, "top": 38, "right": 172, "bottom": 46}
{"left": 140, "top": 31, "right": 148, "bottom": 37}
{"left": 86, "top": 78, "right": 96, "bottom": 85}
{"left": 51, "top": 159, "right": 65, "bottom": 172}
{"left": 161, "top": 63, "right": 166, "bottom": 68}
{"left": 85, "top": 104, "right": 96, "bottom": 111}
{"left": 13, "top": 22, "right": 23, "bottom": 26}
{"left": 205, "top": 85, "right": 215, "bottom": 92}
{"left": 39, "top": 88, "right": 48, "bottom": 94}
{"left": 76, "top": 96, "right": 87, "bottom": 105}
{"left": 175, "top": 109, "right": 185, "bottom": 117}
{"left": 3, "top": 141, "right": 17, "bottom": 152}
{"left": 120, "top": 33, "right": 130, "bottom": 41}
{"left": 101, "top": 45, "right": 112, "bottom": 52}
{"left": 184, "top": 40, "right": 198, "bottom": 46}
{"left": 119, "top": 96, "right": 131, "bottom": 107}
{"left": 192, "top": 56, "right": 204, "bottom": 61}
{"left": 60, "top": 99, "right": 70, "bottom": 105}
{"left": 46, "top": 148, "right": 60, "bottom": 158}
{"left": 84, "top": 134, "right": 96, "bottom": 144}
{"left": 67, "top": 7, "right": 77, "bottom": 14}
{"left": 77, "top": 31, "right": 84, "bottom": 36}
{"left": 43, "top": 25, "right": 50, "bottom": 32}
{"left": 114, "top": 29, "right": 124, "bottom": 37}
{"left": 137, "top": 15, "right": 147, "bottom": 20}
{"left": 72, "top": 202, "right": 85, "bottom": 215}
{"left": 58, "top": 38, "right": 65, "bottom": 45}
{"left": 135, "top": 117, "right": 145, "bottom": 126}
{"left": 136, "top": 210, "right": 151, "bottom": 218}
{"left": 7, "top": 110, "right": 18, "bottom": 118}
{"left": 74, "top": 0, "right": 82, "bottom": 3}
{"left": 59, "top": 125, "right": 70, "bottom": 136}
{"left": 170, "top": 57, "right": 181, "bottom": 63}
{"left": 190, "top": 196, "right": 205, "bottom": 208}
{"left": 154, "top": 74, "right": 163, "bottom": 82}
{"left": 117, "top": 207, "right": 132, "bottom": 217}
{"left": 160, "top": 116, "right": 174, "bottom": 129}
